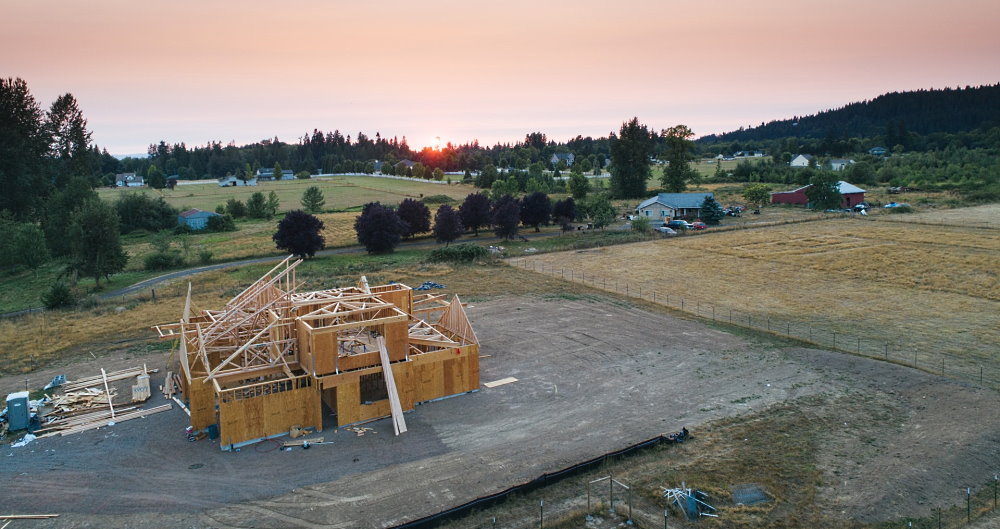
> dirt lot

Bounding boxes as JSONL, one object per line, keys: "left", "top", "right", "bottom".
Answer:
{"left": 2, "top": 292, "right": 998, "bottom": 528}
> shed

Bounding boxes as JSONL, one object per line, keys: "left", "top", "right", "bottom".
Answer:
{"left": 770, "top": 181, "right": 866, "bottom": 208}
{"left": 635, "top": 192, "right": 713, "bottom": 222}
{"left": 218, "top": 175, "right": 257, "bottom": 186}
{"left": 178, "top": 208, "right": 222, "bottom": 230}
{"left": 789, "top": 154, "right": 814, "bottom": 168}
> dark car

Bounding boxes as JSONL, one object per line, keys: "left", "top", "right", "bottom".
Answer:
{"left": 666, "top": 220, "right": 692, "bottom": 230}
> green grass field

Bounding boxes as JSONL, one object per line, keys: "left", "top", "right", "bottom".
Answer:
{"left": 98, "top": 175, "right": 478, "bottom": 213}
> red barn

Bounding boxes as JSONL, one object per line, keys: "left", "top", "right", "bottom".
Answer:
{"left": 771, "top": 181, "right": 865, "bottom": 208}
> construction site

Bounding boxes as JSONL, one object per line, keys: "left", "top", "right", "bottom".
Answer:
{"left": 154, "top": 257, "right": 480, "bottom": 449}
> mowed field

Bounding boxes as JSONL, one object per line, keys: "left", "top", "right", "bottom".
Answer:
{"left": 97, "top": 175, "right": 477, "bottom": 212}
{"left": 516, "top": 205, "right": 1000, "bottom": 374}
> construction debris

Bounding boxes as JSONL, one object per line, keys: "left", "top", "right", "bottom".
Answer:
{"left": 0, "top": 514, "right": 60, "bottom": 520}
{"left": 663, "top": 484, "right": 717, "bottom": 520}
{"left": 282, "top": 436, "right": 325, "bottom": 448}
{"left": 413, "top": 281, "right": 446, "bottom": 291}
{"left": 346, "top": 426, "right": 375, "bottom": 436}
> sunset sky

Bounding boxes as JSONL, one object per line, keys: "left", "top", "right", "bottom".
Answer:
{"left": 4, "top": 0, "right": 999, "bottom": 154}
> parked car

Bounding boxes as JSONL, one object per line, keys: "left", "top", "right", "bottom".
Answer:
{"left": 666, "top": 220, "right": 692, "bottom": 230}
{"left": 690, "top": 221, "right": 707, "bottom": 230}
{"left": 884, "top": 202, "right": 910, "bottom": 208}
{"left": 655, "top": 226, "right": 678, "bottom": 236}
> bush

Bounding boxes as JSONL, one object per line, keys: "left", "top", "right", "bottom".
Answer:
{"left": 144, "top": 251, "right": 185, "bottom": 271}
{"left": 888, "top": 204, "right": 914, "bottom": 214}
{"left": 41, "top": 282, "right": 76, "bottom": 309}
{"left": 226, "top": 198, "right": 246, "bottom": 218}
{"left": 115, "top": 193, "right": 178, "bottom": 233}
{"left": 198, "top": 249, "right": 213, "bottom": 264}
{"left": 631, "top": 216, "right": 651, "bottom": 233}
{"left": 206, "top": 214, "right": 237, "bottom": 232}
{"left": 427, "top": 243, "right": 488, "bottom": 263}
{"left": 295, "top": 171, "right": 311, "bottom": 179}
{"left": 423, "top": 194, "right": 453, "bottom": 204}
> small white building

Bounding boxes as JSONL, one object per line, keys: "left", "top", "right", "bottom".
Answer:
{"left": 789, "top": 154, "right": 815, "bottom": 168}
{"left": 115, "top": 172, "right": 144, "bottom": 187}
{"left": 829, "top": 159, "right": 855, "bottom": 171}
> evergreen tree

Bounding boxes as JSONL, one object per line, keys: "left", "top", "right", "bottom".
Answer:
{"left": 45, "top": 93, "right": 96, "bottom": 186}
{"left": 246, "top": 191, "right": 268, "bottom": 219}
{"left": 273, "top": 210, "right": 326, "bottom": 258}
{"left": 0, "top": 77, "right": 50, "bottom": 220}
{"left": 609, "top": 117, "right": 653, "bottom": 198}
{"left": 265, "top": 191, "right": 281, "bottom": 218}
{"left": 432, "top": 205, "right": 464, "bottom": 246}
{"left": 519, "top": 191, "right": 552, "bottom": 232}
{"left": 301, "top": 186, "right": 326, "bottom": 213}
{"left": 43, "top": 176, "right": 98, "bottom": 256}
{"left": 272, "top": 161, "right": 283, "bottom": 180}
{"left": 226, "top": 198, "right": 247, "bottom": 218}
{"left": 397, "top": 197, "right": 431, "bottom": 238}
{"left": 459, "top": 193, "right": 492, "bottom": 236}
{"left": 700, "top": 195, "right": 725, "bottom": 225}
{"left": 67, "top": 200, "right": 128, "bottom": 287}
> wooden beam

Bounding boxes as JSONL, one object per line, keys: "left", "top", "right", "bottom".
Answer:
{"left": 306, "top": 312, "right": 410, "bottom": 334}
{"left": 377, "top": 337, "right": 407, "bottom": 436}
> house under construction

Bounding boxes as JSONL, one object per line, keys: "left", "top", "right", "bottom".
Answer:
{"left": 155, "top": 257, "right": 480, "bottom": 449}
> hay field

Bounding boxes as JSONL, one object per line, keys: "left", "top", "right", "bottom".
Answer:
{"left": 98, "top": 175, "right": 475, "bottom": 212}
{"left": 119, "top": 212, "right": 360, "bottom": 270}
{"left": 516, "top": 212, "right": 1000, "bottom": 369}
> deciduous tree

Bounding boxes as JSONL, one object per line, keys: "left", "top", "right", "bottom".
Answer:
{"left": 805, "top": 173, "right": 843, "bottom": 210}
{"left": 67, "top": 200, "right": 128, "bottom": 287}
{"left": 519, "top": 191, "right": 552, "bottom": 232}
{"left": 397, "top": 197, "right": 431, "bottom": 238}
{"left": 742, "top": 183, "right": 771, "bottom": 209}
{"left": 273, "top": 210, "right": 326, "bottom": 258}
{"left": 432, "top": 205, "right": 464, "bottom": 245}
{"left": 354, "top": 202, "right": 406, "bottom": 254}
{"left": 492, "top": 195, "right": 520, "bottom": 240}
{"left": 459, "top": 193, "right": 492, "bottom": 236}
{"left": 661, "top": 125, "right": 696, "bottom": 193}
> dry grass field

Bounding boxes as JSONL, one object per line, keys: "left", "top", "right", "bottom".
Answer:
{"left": 516, "top": 206, "right": 1000, "bottom": 373}
{"left": 97, "top": 175, "right": 476, "bottom": 213}
{"left": 118, "top": 211, "right": 361, "bottom": 270}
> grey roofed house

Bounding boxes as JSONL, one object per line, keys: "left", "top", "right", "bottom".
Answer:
{"left": 635, "top": 192, "right": 713, "bottom": 222}
{"left": 550, "top": 153, "right": 575, "bottom": 166}
{"left": 828, "top": 159, "right": 855, "bottom": 171}
{"left": 177, "top": 208, "right": 222, "bottom": 230}
{"left": 256, "top": 168, "right": 294, "bottom": 180}
{"left": 115, "top": 172, "right": 144, "bottom": 187}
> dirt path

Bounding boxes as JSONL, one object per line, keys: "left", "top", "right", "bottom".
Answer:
{"left": 1, "top": 295, "right": 996, "bottom": 528}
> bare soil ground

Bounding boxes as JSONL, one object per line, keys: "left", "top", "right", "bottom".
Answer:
{"left": 2, "top": 293, "right": 997, "bottom": 528}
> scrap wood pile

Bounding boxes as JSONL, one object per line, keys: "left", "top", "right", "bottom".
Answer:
{"left": 662, "top": 484, "right": 717, "bottom": 520}
{"left": 34, "top": 365, "right": 170, "bottom": 438}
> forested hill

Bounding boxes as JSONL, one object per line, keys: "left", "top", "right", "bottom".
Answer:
{"left": 700, "top": 84, "right": 1000, "bottom": 143}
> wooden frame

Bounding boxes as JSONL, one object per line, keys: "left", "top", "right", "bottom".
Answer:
{"left": 156, "top": 257, "right": 481, "bottom": 449}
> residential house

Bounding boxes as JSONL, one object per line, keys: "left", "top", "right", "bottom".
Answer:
{"left": 115, "top": 172, "right": 144, "bottom": 187}
{"left": 178, "top": 208, "right": 222, "bottom": 230}
{"left": 869, "top": 147, "right": 888, "bottom": 157}
{"left": 218, "top": 175, "right": 257, "bottom": 187}
{"left": 256, "top": 168, "right": 294, "bottom": 181}
{"left": 550, "top": 153, "right": 575, "bottom": 167}
{"left": 770, "top": 181, "right": 866, "bottom": 208}
{"left": 635, "top": 192, "right": 714, "bottom": 222}
{"left": 789, "top": 154, "right": 815, "bottom": 168}
{"left": 829, "top": 159, "right": 855, "bottom": 171}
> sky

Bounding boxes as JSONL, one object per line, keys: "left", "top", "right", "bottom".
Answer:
{"left": 4, "top": 0, "right": 999, "bottom": 154}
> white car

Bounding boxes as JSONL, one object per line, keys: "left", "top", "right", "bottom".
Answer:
{"left": 655, "top": 226, "right": 678, "bottom": 236}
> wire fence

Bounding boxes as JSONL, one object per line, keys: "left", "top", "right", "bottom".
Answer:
{"left": 471, "top": 474, "right": 1000, "bottom": 528}
{"left": 507, "top": 258, "right": 999, "bottom": 391}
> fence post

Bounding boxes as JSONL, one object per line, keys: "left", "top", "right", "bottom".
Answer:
{"left": 681, "top": 298, "right": 684, "bottom": 311}
{"left": 885, "top": 343, "right": 888, "bottom": 360}
{"left": 766, "top": 317, "right": 770, "bottom": 331}
{"left": 833, "top": 332, "right": 836, "bottom": 349}
{"left": 540, "top": 500, "right": 544, "bottom": 529}
{"left": 712, "top": 306, "right": 715, "bottom": 321}
{"left": 968, "top": 488, "right": 972, "bottom": 524}
{"left": 610, "top": 473, "right": 614, "bottom": 513}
